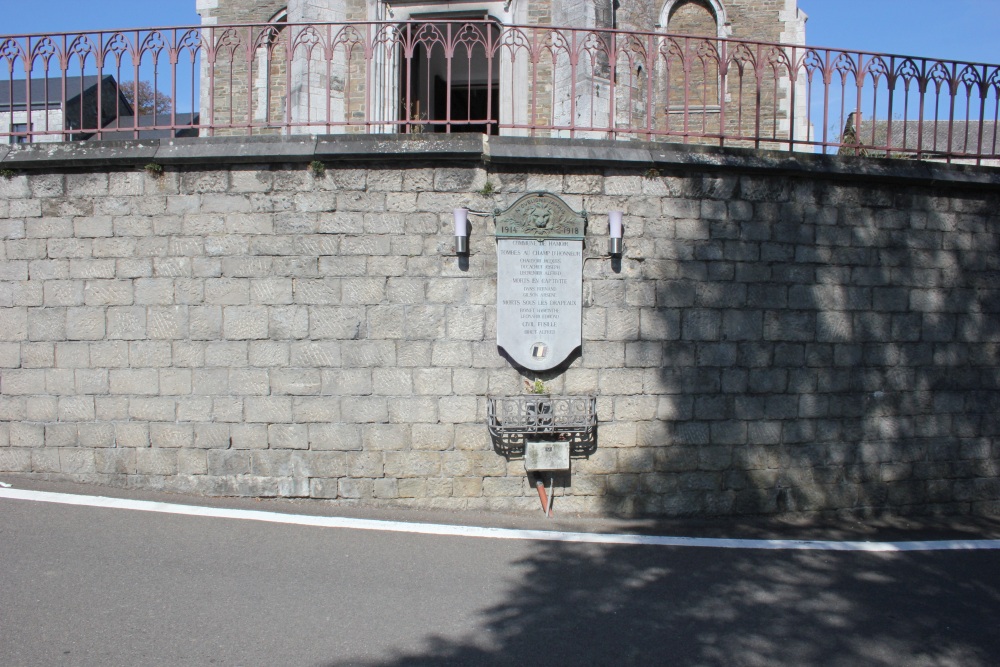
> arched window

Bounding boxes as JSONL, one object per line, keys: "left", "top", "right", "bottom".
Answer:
{"left": 253, "top": 8, "right": 288, "bottom": 131}
{"left": 659, "top": 0, "right": 726, "bottom": 128}
{"left": 659, "top": 0, "right": 730, "bottom": 39}
{"left": 668, "top": 0, "right": 718, "bottom": 37}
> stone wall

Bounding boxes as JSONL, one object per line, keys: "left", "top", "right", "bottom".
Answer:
{"left": 0, "top": 136, "right": 998, "bottom": 518}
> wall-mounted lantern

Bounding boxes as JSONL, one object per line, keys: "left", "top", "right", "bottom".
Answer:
{"left": 608, "top": 210, "right": 624, "bottom": 257}
{"left": 454, "top": 207, "right": 470, "bottom": 255}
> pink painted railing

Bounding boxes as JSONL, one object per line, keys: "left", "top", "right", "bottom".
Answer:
{"left": 2, "top": 22, "right": 999, "bottom": 164}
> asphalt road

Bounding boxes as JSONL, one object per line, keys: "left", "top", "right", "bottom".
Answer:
{"left": 2, "top": 480, "right": 999, "bottom": 667}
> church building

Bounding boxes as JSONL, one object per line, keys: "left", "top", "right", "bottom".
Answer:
{"left": 195, "top": 0, "right": 808, "bottom": 144}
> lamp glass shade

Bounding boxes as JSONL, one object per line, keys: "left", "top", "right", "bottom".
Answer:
{"left": 453, "top": 208, "right": 469, "bottom": 237}
{"left": 609, "top": 211, "right": 624, "bottom": 239}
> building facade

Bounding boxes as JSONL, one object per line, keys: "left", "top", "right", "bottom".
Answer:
{"left": 1, "top": 75, "right": 130, "bottom": 144}
{"left": 195, "top": 0, "right": 808, "bottom": 145}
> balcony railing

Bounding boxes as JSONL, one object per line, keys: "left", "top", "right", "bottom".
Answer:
{"left": 2, "top": 21, "right": 999, "bottom": 164}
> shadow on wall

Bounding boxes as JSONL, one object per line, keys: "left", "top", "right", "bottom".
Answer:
{"left": 582, "top": 171, "right": 999, "bottom": 518}
{"left": 324, "top": 166, "right": 1000, "bottom": 667}
{"left": 324, "top": 534, "right": 1000, "bottom": 666}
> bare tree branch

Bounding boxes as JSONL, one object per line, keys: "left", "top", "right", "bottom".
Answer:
{"left": 120, "top": 81, "right": 172, "bottom": 116}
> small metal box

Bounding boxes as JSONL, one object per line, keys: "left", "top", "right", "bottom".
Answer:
{"left": 524, "top": 441, "right": 570, "bottom": 471}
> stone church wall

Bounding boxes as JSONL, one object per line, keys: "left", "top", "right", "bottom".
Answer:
{"left": 195, "top": 0, "right": 808, "bottom": 143}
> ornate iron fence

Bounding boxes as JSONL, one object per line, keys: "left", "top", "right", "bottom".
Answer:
{"left": 2, "top": 21, "right": 998, "bottom": 163}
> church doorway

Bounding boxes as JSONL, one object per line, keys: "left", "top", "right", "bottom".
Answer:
{"left": 398, "top": 15, "right": 501, "bottom": 134}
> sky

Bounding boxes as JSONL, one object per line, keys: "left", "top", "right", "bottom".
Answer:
{"left": 3, "top": 0, "right": 998, "bottom": 63}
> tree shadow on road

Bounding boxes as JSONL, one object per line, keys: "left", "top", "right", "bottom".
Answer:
{"left": 324, "top": 527, "right": 1000, "bottom": 667}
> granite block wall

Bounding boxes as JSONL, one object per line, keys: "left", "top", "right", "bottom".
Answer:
{"left": 0, "top": 144, "right": 998, "bottom": 517}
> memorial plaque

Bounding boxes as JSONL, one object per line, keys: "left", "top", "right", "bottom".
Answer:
{"left": 495, "top": 193, "right": 586, "bottom": 371}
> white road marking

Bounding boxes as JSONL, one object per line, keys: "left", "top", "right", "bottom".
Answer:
{"left": 2, "top": 487, "right": 999, "bottom": 552}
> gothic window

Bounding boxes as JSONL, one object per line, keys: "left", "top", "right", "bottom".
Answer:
{"left": 254, "top": 8, "right": 288, "bottom": 129}
{"left": 667, "top": 0, "right": 718, "bottom": 38}
{"left": 661, "top": 0, "right": 724, "bottom": 112}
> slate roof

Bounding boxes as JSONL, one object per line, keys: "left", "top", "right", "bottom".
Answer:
{"left": 94, "top": 112, "right": 201, "bottom": 140}
{"left": 841, "top": 112, "right": 1000, "bottom": 157}
{"left": 0, "top": 75, "right": 122, "bottom": 109}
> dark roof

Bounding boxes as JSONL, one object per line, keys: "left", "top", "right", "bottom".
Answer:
{"left": 841, "top": 113, "right": 1000, "bottom": 157}
{"left": 0, "top": 75, "right": 119, "bottom": 108}
{"left": 93, "top": 112, "right": 200, "bottom": 140}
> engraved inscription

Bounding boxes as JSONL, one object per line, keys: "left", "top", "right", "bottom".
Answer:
{"left": 497, "top": 238, "right": 582, "bottom": 371}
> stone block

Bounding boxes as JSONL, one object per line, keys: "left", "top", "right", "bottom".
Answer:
{"left": 347, "top": 451, "right": 385, "bottom": 478}
{"left": 150, "top": 423, "right": 193, "bottom": 448}
{"left": 193, "top": 423, "right": 230, "bottom": 449}
{"left": 250, "top": 278, "right": 294, "bottom": 305}
{"left": 482, "top": 477, "right": 526, "bottom": 497}
{"left": 336, "top": 478, "right": 372, "bottom": 499}
{"left": 438, "top": 396, "right": 477, "bottom": 424}
{"left": 205, "top": 278, "right": 250, "bottom": 305}
{"left": 364, "top": 306, "right": 405, "bottom": 340}
{"left": 95, "top": 448, "right": 136, "bottom": 474}
{"left": 406, "top": 305, "right": 446, "bottom": 340}
{"left": 290, "top": 341, "right": 341, "bottom": 368}
{"left": 248, "top": 341, "right": 290, "bottom": 368}
{"left": 110, "top": 369, "right": 159, "bottom": 395}
{"left": 27, "top": 308, "right": 66, "bottom": 341}
{"left": 269, "top": 306, "right": 310, "bottom": 340}
{"left": 208, "top": 450, "right": 250, "bottom": 476}
{"left": 292, "top": 397, "right": 340, "bottom": 423}
{"left": 106, "top": 306, "right": 146, "bottom": 340}
{"left": 374, "top": 478, "right": 399, "bottom": 499}
{"left": 307, "top": 478, "right": 338, "bottom": 499}
{"left": 341, "top": 278, "right": 386, "bottom": 304}
{"left": 223, "top": 306, "right": 269, "bottom": 339}
{"left": 231, "top": 423, "right": 268, "bottom": 450}
{"left": 341, "top": 396, "right": 388, "bottom": 423}
{"left": 128, "top": 341, "right": 171, "bottom": 368}
{"left": 177, "top": 450, "right": 208, "bottom": 475}
{"left": 60, "top": 448, "right": 97, "bottom": 474}
{"left": 42, "top": 280, "right": 84, "bottom": 307}
{"left": 0, "top": 308, "right": 28, "bottom": 342}
{"left": 58, "top": 396, "right": 95, "bottom": 421}
{"left": 131, "top": 278, "right": 173, "bottom": 306}
{"left": 205, "top": 342, "right": 248, "bottom": 367}
{"left": 0, "top": 448, "right": 33, "bottom": 472}
{"left": 115, "top": 423, "right": 149, "bottom": 448}
{"left": 681, "top": 309, "right": 722, "bottom": 341}
{"left": 447, "top": 306, "right": 485, "bottom": 340}
{"left": 268, "top": 368, "right": 321, "bottom": 396}
{"left": 384, "top": 451, "right": 440, "bottom": 478}
{"left": 387, "top": 397, "right": 439, "bottom": 424}
{"left": 309, "top": 306, "right": 363, "bottom": 340}
{"left": 341, "top": 341, "right": 396, "bottom": 368}
{"left": 146, "top": 307, "right": 188, "bottom": 340}
{"left": 411, "top": 423, "right": 454, "bottom": 451}
{"left": 243, "top": 397, "right": 293, "bottom": 423}
{"left": 309, "top": 423, "right": 362, "bottom": 451}
{"left": 362, "top": 424, "right": 411, "bottom": 451}
{"left": 0, "top": 343, "right": 19, "bottom": 369}
{"left": 9, "top": 422, "right": 43, "bottom": 448}
{"left": 372, "top": 368, "right": 412, "bottom": 396}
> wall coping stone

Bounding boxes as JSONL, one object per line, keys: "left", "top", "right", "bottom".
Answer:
{"left": 2, "top": 133, "right": 998, "bottom": 190}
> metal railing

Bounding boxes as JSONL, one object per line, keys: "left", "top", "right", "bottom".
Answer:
{"left": 2, "top": 21, "right": 999, "bottom": 164}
